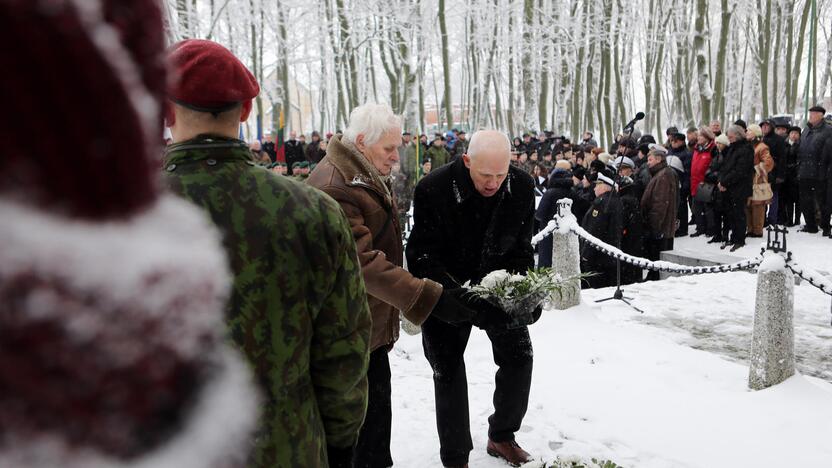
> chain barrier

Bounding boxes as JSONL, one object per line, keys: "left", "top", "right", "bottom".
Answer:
{"left": 532, "top": 212, "right": 762, "bottom": 275}
{"left": 784, "top": 260, "right": 832, "bottom": 297}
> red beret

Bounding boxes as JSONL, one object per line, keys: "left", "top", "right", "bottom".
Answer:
{"left": 168, "top": 39, "right": 259, "bottom": 113}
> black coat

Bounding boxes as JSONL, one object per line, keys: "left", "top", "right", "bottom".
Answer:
{"left": 580, "top": 191, "right": 622, "bottom": 288}
{"left": 406, "top": 157, "right": 535, "bottom": 288}
{"left": 285, "top": 140, "right": 305, "bottom": 168}
{"left": 534, "top": 174, "right": 575, "bottom": 268}
{"left": 305, "top": 140, "right": 326, "bottom": 164}
{"left": 571, "top": 184, "right": 595, "bottom": 223}
{"left": 668, "top": 146, "right": 692, "bottom": 195}
{"left": 718, "top": 139, "right": 755, "bottom": 201}
{"left": 619, "top": 187, "right": 644, "bottom": 285}
{"left": 797, "top": 121, "right": 832, "bottom": 180}
{"left": 763, "top": 133, "right": 786, "bottom": 183}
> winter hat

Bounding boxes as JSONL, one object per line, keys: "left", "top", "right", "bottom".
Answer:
{"left": 747, "top": 124, "right": 763, "bottom": 139}
{"left": 0, "top": 2, "right": 257, "bottom": 467}
{"left": 0, "top": 0, "right": 166, "bottom": 220}
{"left": 598, "top": 153, "right": 613, "bottom": 164}
{"left": 168, "top": 39, "right": 260, "bottom": 114}
{"left": 648, "top": 144, "right": 668, "bottom": 155}
{"left": 612, "top": 156, "right": 635, "bottom": 169}
{"left": 573, "top": 166, "right": 587, "bottom": 180}
{"left": 638, "top": 134, "right": 657, "bottom": 145}
{"left": 715, "top": 134, "right": 730, "bottom": 146}
{"left": 666, "top": 155, "right": 684, "bottom": 173}
{"left": 808, "top": 105, "right": 826, "bottom": 114}
{"left": 596, "top": 167, "right": 617, "bottom": 187}
{"left": 734, "top": 119, "right": 748, "bottom": 130}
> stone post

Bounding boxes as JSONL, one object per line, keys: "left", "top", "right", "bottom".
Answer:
{"left": 551, "top": 199, "right": 581, "bottom": 309}
{"left": 748, "top": 251, "right": 795, "bottom": 390}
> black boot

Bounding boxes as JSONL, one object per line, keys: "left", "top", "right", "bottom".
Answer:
{"left": 708, "top": 235, "right": 723, "bottom": 244}
{"left": 729, "top": 242, "right": 745, "bottom": 252}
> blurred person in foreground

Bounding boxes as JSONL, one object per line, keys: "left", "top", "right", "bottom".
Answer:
{"left": 0, "top": 1, "right": 257, "bottom": 467}
{"left": 164, "top": 39, "right": 372, "bottom": 467}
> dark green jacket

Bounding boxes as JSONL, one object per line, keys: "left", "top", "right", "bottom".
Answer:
{"left": 163, "top": 135, "right": 371, "bottom": 467}
{"left": 426, "top": 145, "right": 450, "bottom": 168}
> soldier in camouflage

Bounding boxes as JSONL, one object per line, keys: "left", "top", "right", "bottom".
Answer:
{"left": 163, "top": 39, "right": 372, "bottom": 468}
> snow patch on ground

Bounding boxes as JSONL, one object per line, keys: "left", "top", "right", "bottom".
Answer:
{"left": 391, "top": 283, "right": 832, "bottom": 467}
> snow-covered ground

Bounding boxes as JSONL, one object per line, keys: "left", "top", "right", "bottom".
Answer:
{"left": 389, "top": 231, "right": 832, "bottom": 467}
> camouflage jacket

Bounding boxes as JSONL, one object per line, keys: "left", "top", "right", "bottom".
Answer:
{"left": 163, "top": 135, "right": 371, "bottom": 468}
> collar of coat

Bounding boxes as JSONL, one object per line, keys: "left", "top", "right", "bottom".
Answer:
{"left": 324, "top": 135, "right": 393, "bottom": 205}
{"left": 163, "top": 134, "right": 252, "bottom": 166}
{"left": 449, "top": 157, "right": 513, "bottom": 204}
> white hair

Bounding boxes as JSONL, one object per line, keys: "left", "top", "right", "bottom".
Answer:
{"left": 467, "top": 130, "right": 511, "bottom": 159}
{"left": 342, "top": 103, "right": 403, "bottom": 146}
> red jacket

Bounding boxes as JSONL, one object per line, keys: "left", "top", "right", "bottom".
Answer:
{"left": 691, "top": 142, "right": 715, "bottom": 196}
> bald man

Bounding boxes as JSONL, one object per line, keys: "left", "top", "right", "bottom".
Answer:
{"left": 406, "top": 130, "right": 539, "bottom": 467}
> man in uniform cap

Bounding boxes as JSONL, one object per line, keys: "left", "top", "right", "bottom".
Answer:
{"left": 163, "top": 39, "right": 372, "bottom": 467}
{"left": 580, "top": 167, "right": 623, "bottom": 288}
{"left": 797, "top": 105, "right": 832, "bottom": 235}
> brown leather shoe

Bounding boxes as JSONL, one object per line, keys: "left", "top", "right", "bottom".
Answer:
{"left": 486, "top": 439, "right": 533, "bottom": 466}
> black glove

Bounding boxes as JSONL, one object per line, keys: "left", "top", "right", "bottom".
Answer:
{"left": 326, "top": 445, "right": 354, "bottom": 468}
{"left": 468, "top": 296, "right": 512, "bottom": 330}
{"left": 431, "top": 288, "right": 478, "bottom": 324}
{"left": 507, "top": 304, "right": 543, "bottom": 329}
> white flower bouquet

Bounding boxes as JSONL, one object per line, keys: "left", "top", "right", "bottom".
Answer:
{"left": 464, "top": 268, "right": 584, "bottom": 315}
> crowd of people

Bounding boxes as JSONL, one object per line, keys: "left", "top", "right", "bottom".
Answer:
{"left": 525, "top": 112, "right": 832, "bottom": 287}
{"left": 251, "top": 108, "right": 832, "bottom": 289}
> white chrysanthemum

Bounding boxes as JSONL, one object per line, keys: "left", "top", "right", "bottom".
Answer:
{"left": 480, "top": 269, "right": 510, "bottom": 288}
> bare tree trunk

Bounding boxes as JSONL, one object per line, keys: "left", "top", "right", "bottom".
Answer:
{"left": 757, "top": 0, "right": 772, "bottom": 117}
{"left": 694, "top": 0, "right": 712, "bottom": 124}
{"left": 712, "top": 0, "right": 731, "bottom": 121}
{"left": 789, "top": 0, "right": 811, "bottom": 110}
{"left": 176, "top": 0, "right": 190, "bottom": 38}
{"left": 438, "top": 0, "right": 454, "bottom": 129}
{"left": 522, "top": 0, "right": 539, "bottom": 130}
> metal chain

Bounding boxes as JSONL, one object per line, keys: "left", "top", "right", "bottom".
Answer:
{"left": 531, "top": 216, "right": 761, "bottom": 275}
{"left": 572, "top": 224, "right": 762, "bottom": 274}
{"left": 785, "top": 260, "right": 832, "bottom": 297}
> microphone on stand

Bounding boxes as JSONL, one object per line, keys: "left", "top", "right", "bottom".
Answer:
{"left": 622, "top": 112, "right": 645, "bottom": 135}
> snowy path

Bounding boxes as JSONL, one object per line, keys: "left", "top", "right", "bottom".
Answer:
{"left": 390, "top": 303, "right": 832, "bottom": 467}
{"left": 582, "top": 271, "right": 832, "bottom": 383}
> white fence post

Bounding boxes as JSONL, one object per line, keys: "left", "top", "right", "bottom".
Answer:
{"left": 748, "top": 246, "right": 795, "bottom": 390}
{"left": 551, "top": 198, "right": 582, "bottom": 309}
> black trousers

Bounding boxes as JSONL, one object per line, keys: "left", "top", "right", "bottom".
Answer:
{"left": 798, "top": 179, "right": 830, "bottom": 231}
{"left": 353, "top": 349, "right": 393, "bottom": 468}
{"left": 421, "top": 316, "right": 533, "bottom": 467}
{"left": 644, "top": 237, "right": 672, "bottom": 281}
{"left": 725, "top": 193, "right": 747, "bottom": 245}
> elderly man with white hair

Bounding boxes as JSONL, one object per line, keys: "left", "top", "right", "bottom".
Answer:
{"left": 406, "top": 130, "right": 539, "bottom": 468}
{"left": 308, "top": 103, "right": 477, "bottom": 467}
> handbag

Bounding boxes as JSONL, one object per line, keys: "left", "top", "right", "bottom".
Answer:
{"left": 694, "top": 181, "right": 715, "bottom": 203}
{"left": 750, "top": 166, "right": 773, "bottom": 203}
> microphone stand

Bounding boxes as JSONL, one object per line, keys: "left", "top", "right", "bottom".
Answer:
{"left": 594, "top": 258, "right": 644, "bottom": 313}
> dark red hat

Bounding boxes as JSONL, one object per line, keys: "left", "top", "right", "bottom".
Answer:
{"left": 168, "top": 39, "right": 260, "bottom": 113}
{"left": 0, "top": 0, "right": 166, "bottom": 220}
